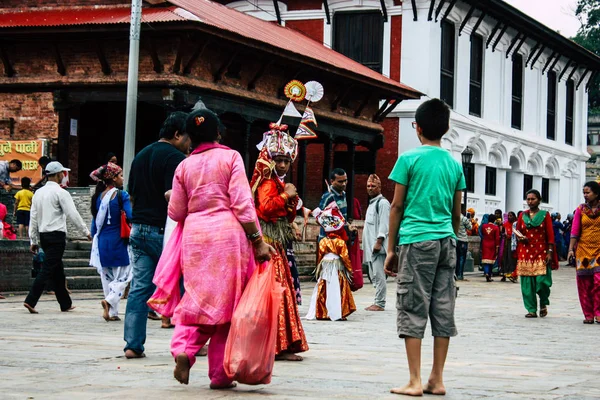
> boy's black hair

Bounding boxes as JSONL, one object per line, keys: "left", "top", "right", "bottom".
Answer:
{"left": 415, "top": 99, "right": 450, "bottom": 141}
{"left": 21, "top": 177, "right": 31, "bottom": 189}
{"left": 330, "top": 168, "right": 347, "bottom": 181}
{"left": 10, "top": 159, "right": 22, "bottom": 170}
{"left": 159, "top": 111, "right": 188, "bottom": 140}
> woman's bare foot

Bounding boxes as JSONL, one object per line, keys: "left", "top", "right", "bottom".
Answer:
{"left": 196, "top": 346, "right": 208, "bottom": 357}
{"left": 423, "top": 381, "right": 446, "bottom": 395}
{"left": 161, "top": 316, "right": 175, "bottom": 329}
{"left": 275, "top": 352, "right": 303, "bottom": 361}
{"left": 174, "top": 353, "right": 190, "bottom": 384}
{"left": 210, "top": 382, "right": 236, "bottom": 390}
{"left": 390, "top": 382, "right": 423, "bottom": 396}
{"left": 23, "top": 303, "right": 38, "bottom": 314}
{"left": 101, "top": 300, "right": 110, "bottom": 321}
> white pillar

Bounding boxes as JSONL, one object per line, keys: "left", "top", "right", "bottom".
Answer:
{"left": 496, "top": 168, "right": 507, "bottom": 211}
{"left": 507, "top": 171, "right": 524, "bottom": 213}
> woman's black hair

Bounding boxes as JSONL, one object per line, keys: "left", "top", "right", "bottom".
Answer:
{"left": 185, "top": 109, "right": 221, "bottom": 148}
{"left": 584, "top": 180, "right": 600, "bottom": 196}
{"left": 105, "top": 152, "right": 117, "bottom": 163}
{"left": 526, "top": 189, "right": 542, "bottom": 201}
{"left": 508, "top": 211, "right": 517, "bottom": 219}
{"left": 91, "top": 181, "right": 107, "bottom": 218}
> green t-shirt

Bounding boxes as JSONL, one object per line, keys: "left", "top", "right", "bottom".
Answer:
{"left": 389, "top": 145, "right": 466, "bottom": 245}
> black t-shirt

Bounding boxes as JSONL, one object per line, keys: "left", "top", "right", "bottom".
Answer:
{"left": 128, "top": 141, "right": 186, "bottom": 227}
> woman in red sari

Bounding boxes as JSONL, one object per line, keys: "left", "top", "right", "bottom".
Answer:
{"left": 515, "top": 189, "right": 559, "bottom": 318}
{"left": 479, "top": 214, "right": 499, "bottom": 282}
{"left": 251, "top": 123, "right": 309, "bottom": 361}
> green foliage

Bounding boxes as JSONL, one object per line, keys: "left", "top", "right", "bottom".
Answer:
{"left": 572, "top": 0, "right": 600, "bottom": 114}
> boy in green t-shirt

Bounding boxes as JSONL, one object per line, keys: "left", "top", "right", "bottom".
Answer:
{"left": 14, "top": 177, "right": 34, "bottom": 239}
{"left": 384, "top": 99, "right": 465, "bottom": 397}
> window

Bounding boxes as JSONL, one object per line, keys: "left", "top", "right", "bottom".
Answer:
{"left": 565, "top": 79, "right": 575, "bottom": 146}
{"left": 333, "top": 12, "right": 384, "bottom": 73}
{"left": 469, "top": 34, "right": 484, "bottom": 117}
{"left": 541, "top": 178, "right": 550, "bottom": 204}
{"left": 523, "top": 174, "right": 533, "bottom": 199}
{"left": 485, "top": 167, "right": 497, "bottom": 196}
{"left": 440, "top": 20, "right": 455, "bottom": 108}
{"left": 511, "top": 54, "right": 523, "bottom": 129}
{"left": 546, "top": 71, "right": 557, "bottom": 140}
{"left": 464, "top": 163, "right": 475, "bottom": 193}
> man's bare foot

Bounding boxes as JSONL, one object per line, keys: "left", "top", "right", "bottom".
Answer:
{"left": 174, "top": 353, "right": 190, "bottom": 384}
{"left": 61, "top": 306, "right": 76, "bottom": 312}
{"left": 365, "top": 304, "right": 385, "bottom": 311}
{"left": 390, "top": 382, "right": 423, "bottom": 397}
{"left": 24, "top": 303, "right": 38, "bottom": 314}
{"left": 101, "top": 300, "right": 110, "bottom": 321}
{"left": 423, "top": 381, "right": 446, "bottom": 395}
{"left": 210, "top": 382, "right": 236, "bottom": 390}
{"left": 45, "top": 291, "right": 55, "bottom": 295}
{"left": 275, "top": 352, "right": 303, "bottom": 361}
{"left": 125, "top": 349, "right": 146, "bottom": 359}
{"left": 196, "top": 346, "right": 208, "bottom": 357}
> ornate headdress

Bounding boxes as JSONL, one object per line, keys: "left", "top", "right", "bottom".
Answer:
{"left": 312, "top": 202, "right": 346, "bottom": 233}
{"left": 93, "top": 162, "right": 122, "bottom": 183}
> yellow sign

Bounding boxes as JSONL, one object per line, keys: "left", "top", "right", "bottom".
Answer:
{"left": 0, "top": 140, "right": 46, "bottom": 185}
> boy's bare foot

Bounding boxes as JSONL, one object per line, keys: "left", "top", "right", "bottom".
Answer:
{"left": 101, "top": 300, "right": 110, "bottom": 321}
{"left": 210, "top": 382, "right": 236, "bottom": 390}
{"left": 24, "top": 303, "right": 38, "bottom": 314}
{"left": 275, "top": 352, "right": 303, "bottom": 361}
{"left": 125, "top": 349, "right": 146, "bottom": 359}
{"left": 174, "top": 353, "right": 190, "bottom": 384}
{"left": 423, "top": 381, "right": 446, "bottom": 395}
{"left": 390, "top": 382, "right": 423, "bottom": 397}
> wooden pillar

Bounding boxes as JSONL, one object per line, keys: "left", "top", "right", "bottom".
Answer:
{"left": 297, "top": 141, "right": 307, "bottom": 200}
{"left": 322, "top": 136, "right": 332, "bottom": 193}
{"left": 243, "top": 119, "right": 253, "bottom": 179}
{"left": 347, "top": 142, "right": 356, "bottom": 220}
{"left": 53, "top": 91, "right": 70, "bottom": 167}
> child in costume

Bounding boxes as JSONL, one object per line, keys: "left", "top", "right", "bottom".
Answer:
{"left": 306, "top": 202, "right": 356, "bottom": 321}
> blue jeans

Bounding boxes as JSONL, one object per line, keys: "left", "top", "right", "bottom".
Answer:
{"left": 455, "top": 240, "right": 468, "bottom": 279}
{"left": 124, "top": 224, "right": 164, "bottom": 354}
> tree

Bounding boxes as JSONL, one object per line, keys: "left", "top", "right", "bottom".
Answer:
{"left": 572, "top": 0, "right": 600, "bottom": 114}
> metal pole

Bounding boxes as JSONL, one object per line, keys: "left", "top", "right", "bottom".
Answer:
{"left": 123, "top": 0, "right": 142, "bottom": 188}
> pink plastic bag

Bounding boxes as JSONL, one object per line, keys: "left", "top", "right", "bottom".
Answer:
{"left": 223, "top": 260, "right": 284, "bottom": 385}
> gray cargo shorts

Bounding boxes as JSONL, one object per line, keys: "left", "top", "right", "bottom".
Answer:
{"left": 396, "top": 237, "right": 458, "bottom": 339}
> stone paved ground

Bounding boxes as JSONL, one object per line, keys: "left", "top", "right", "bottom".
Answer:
{"left": 2, "top": 265, "right": 600, "bottom": 399}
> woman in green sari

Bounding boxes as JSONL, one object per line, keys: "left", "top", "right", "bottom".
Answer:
{"left": 514, "top": 190, "right": 559, "bottom": 318}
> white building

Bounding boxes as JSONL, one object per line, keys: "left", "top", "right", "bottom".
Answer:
{"left": 222, "top": 0, "right": 600, "bottom": 215}
{"left": 396, "top": 0, "right": 599, "bottom": 216}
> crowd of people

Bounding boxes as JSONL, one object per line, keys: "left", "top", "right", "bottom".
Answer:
{"left": 1, "top": 97, "right": 598, "bottom": 396}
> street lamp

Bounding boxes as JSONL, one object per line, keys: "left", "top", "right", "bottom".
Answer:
{"left": 461, "top": 146, "right": 474, "bottom": 210}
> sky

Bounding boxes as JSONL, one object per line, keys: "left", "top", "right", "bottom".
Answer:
{"left": 504, "top": 0, "right": 582, "bottom": 38}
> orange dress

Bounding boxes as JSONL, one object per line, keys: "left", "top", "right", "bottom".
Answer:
{"left": 256, "top": 178, "right": 308, "bottom": 355}
{"left": 307, "top": 235, "right": 356, "bottom": 320}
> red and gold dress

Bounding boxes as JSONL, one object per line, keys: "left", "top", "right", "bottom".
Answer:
{"left": 480, "top": 223, "right": 500, "bottom": 264}
{"left": 306, "top": 233, "right": 356, "bottom": 320}
{"left": 516, "top": 211, "right": 558, "bottom": 276}
{"left": 255, "top": 177, "right": 309, "bottom": 355}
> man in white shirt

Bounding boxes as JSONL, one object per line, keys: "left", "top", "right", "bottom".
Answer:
{"left": 362, "top": 174, "right": 391, "bottom": 311}
{"left": 24, "top": 162, "right": 91, "bottom": 314}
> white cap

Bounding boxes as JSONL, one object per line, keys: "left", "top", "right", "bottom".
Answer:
{"left": 45, "top": 161, "right": 70, "bottom": 175}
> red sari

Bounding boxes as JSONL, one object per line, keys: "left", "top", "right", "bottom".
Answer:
{"left": 255, "top": 177, "right": 309, "bottom": 355}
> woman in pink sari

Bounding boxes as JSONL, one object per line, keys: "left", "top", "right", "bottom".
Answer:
{"left": 150, "top": 109, "right": 273, "bottom": 389}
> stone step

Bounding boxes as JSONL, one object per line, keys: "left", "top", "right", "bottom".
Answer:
{"left": 64, "top": 267, "right": 97, "bottom": 277}
{"left": 63, "top": 258, "right": 93, "bottom": 268}
{"left": 66, "top": 241, "right": 92, "bottom": 251}
{"left": 64, "top": 250, "right": 91, "bottom": 259}
{"left": 65, "top": 276, "right": 103, "bottom": 290}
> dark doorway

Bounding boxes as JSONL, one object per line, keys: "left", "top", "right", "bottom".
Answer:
{"left": 78, "top": 102, "right": 167, "bottom": 186}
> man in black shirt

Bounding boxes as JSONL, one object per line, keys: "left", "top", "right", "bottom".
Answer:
{"left": 124, "top": 111, "right": 190, "bottom": 359}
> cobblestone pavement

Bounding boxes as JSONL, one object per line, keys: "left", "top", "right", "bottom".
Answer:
{"left": 1, "top": 265, "right": 599, "bottom": 399}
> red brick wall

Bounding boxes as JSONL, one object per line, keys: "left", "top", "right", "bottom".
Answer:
{"left": 0, "top": 92, "right": 57, "bottom": 141}
{"left": 287, "top": 0, "right": 323, "bottom": 11}
{"left": 286, "top": 19, "right": 324, "bottom": 43}
{"left": 379, "top": 117, "right": 399, "bottom": 201}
